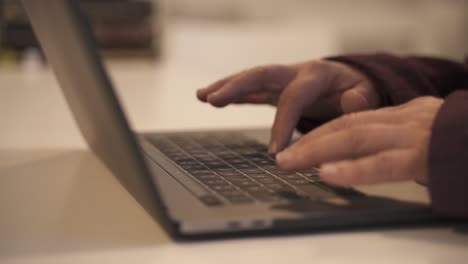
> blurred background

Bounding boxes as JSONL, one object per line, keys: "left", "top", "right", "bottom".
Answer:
{"left": 0, "top": 0, "right": 467, "bottom": 65}
{"left": 0, "top": 0, "right": 467, "bottom": 149}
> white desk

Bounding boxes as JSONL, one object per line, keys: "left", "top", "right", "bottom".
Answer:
{"left": 1, "top": 21, "right": 467, "bottom": 264}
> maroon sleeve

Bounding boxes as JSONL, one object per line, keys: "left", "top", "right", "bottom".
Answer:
{"left": 429, "top": 90, "right": 468, "bottom": 218}
{"left": 296, "top": 53, "right": 468, "bottom": 218}
{"left": 326, "top": 53, "right": 468, "bottom": 106}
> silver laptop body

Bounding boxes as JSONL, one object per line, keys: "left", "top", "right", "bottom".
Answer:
{"left": 22, "top": 0, "right": 437, "bottom": 239}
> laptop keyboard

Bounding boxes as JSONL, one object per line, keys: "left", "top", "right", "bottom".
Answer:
{"left": 148, "top": 132, "right": 359, "bottom": 206}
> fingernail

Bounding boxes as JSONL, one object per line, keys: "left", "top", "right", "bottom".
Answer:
{"left": 276, "top": 151, "right": 292, "bottom": 165}
{"left": 321, "top": 164, "right": 338, "bottom": 177}
{"left": 269, "top": 141, "right": 277, "bottom": 154}
{"left": 196, "top": 89, "right": 207, "bottom": 101}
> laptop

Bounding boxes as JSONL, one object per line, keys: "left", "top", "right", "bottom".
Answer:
{"left": 22, "top": 0, "right": 438, "bottom": 239}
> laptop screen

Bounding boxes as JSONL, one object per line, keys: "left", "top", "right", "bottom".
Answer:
{"left": 22, "top": 0, "right": 165, "bottom": 218}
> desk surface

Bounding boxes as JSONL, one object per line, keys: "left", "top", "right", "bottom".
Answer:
{"left": 1, "top": 21, "right": 467, "bottom": 264}
{"left": 1, "top": 149, "right": 467, "bottom": 264}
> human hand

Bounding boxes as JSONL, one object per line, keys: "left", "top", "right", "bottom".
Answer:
{"left": 276, "top": 96, "right": 444, "bottom": 186}
{"left": 197, "top": 60, "right": 379, "bottom": 153}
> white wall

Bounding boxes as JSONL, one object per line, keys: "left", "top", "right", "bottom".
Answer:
{"left": 164, "top": 0, "right": 468, "bottom": 60}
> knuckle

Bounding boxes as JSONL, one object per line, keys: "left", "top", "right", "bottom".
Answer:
{"left": 278, "top": 89, "right": 300, "bottom": 104}
{"left": 302, "top": 60, "right": 325, "bottom": 70}
{"left": 279, "top": 82, "right": 312, "bottom": 104}
{"left": 237, "top": 65, "right": 268, "bottom": 83}
{"left": 375, "top": 153, "right": 399, "bottom": 179}
{"left": 397, "top": 152, "right": 417, "bottom": 179}
{"left": 346, "top": 127, "right": 370, "bottom": 153}
{"left": 325, "top": 115, "right": 354, "bottom": 134}
{"left": 346, "top": 163, "right": 364, "bottom": 183}
{"left": 302, "top": 60, "right": 339, "bottom": 73}
{"left": 248, "top": 65, "right": 268, "bottom": 74}
{"left": 341, "top": 89, "right": 370, "bottom": 112}
{"left": 408, "top": 96, "right": 442, "bottom": 109}
{"left": 267, "top": 64, "right": 288, "bottom": 74}
{"left": 254, "top": 65, "right": 269, "bottom": 76}
{"left": 411, "top": 96, "right": 435, "bottom": 104}
{"left": 253, "top": 65, "right": 280, "bottom": 82}
{"left": 338, "top": 113, "right": 359, "bottom": 128}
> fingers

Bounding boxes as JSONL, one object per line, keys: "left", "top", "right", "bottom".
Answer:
{"left": 197, "top": 65, "right": 296, "bottom": 107}
{"left": 197, "top": 74, "right": 236, "bottom": 102}
{"left": 268, "top": 69, "right": 378, "bottom": 154}
{"left": 206, "top": 69, "right": 266, "bottom": 107}
{"left": 295, "top": 78, "right": 377, "bottom": 120}
{"left": 319, "top": 149, "right": 417, "bottom": 186}
{"left": 231, "top": 92, "right": 278, "bottom": 105}
{"left": 276, "top": 124, "right": 412, "bottom": 171}
{"left": 302, "top": 108, "right": 405, "bottom": 141}
{"left": 269, "top": 76, "right": 327, "bottom": 153}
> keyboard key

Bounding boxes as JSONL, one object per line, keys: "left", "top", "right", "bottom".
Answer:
{"left": 194, "top": 174, "right": 218, "bottom": 180}
{"left": 244, "top": 185, "right": 265, "bottom": 192}
{"left": 196, "top": 157, "right": 219, "bottom": 162}
{"left": 181, "top": 164, "right": 206, "bottom": 170}
{"left": 240, "top": 153, "right": 267, "bottom": 159}
{"left": 232, "top": 148, "right": 258, "bottom": 155}
{"left": 216, "top": 170, "right": 243, "bottom": 177}
{"left": 232, "top": 163, "right": 256, "bottom": 169}
{"left": 223, "top": 158, "right": 247, "bottom": 163}
{"left": 231, "top": 180, "right": 258, "bottom": 187}
{"left": 279, "top": 174, "right": 304, "bottom": 180}
{"left": 212, "top": 185, "right": 236, "bottom": 192}
{"left": 203, "top": 161, "right": 227, "bottom": 166}
{"left": 261, "top": 165, "right": 278, "bottom": 170}
{"left": 301, "top": 172, "right": 320, "bottom": 181}
{"left": 255, "top": 160, "right": 275, "bottom": 166}
{"left": 223, "top": 176, "right": 248, "bottom": 182}
{"left": 267, "top": 169, "right": 292, "bottom": 175}
{"left": 256, "top": 178, "right": 281, "bottom": 184}
{"left": 300, "top": 171, "right": 320, "bottom": 178}
{"left": 206, "top": 165, "right": 232, "bottom": 170}
{"left": 205, "top": 146, "right": 227, "bottom": 152}
{"left": 264, "top": 183, "right": 294, "bottom": 192}
{"left": 286, "top": 179, "right": 311, "bottom": 186}
{"left": 201, "top": 179, "right": 227, "bottom": 186}
{"left": 248, "top": 173, "right": 273, "bottom": 179}
{"left": 240, "top": 168, "right": 265, "bottom": 174}
{"left": 191, "top": 153, "right": 213, "bottom": 158}
{"left": 218, "top": 153, "right": 238, "bottom": 159}
{"left": 176, "top": 159, "right": 198, "bottom": 165}
{"left": 188, "top": 170, "right": 213, "bottom": 175}
{"left": 214, "top": 168, "right": 236, "bottom": 173}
